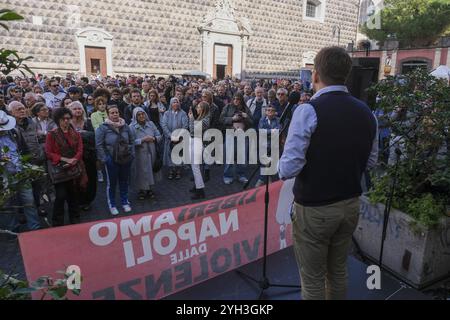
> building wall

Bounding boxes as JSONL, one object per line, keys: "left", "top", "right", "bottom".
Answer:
{"left": 351, "top": 46, "right": 450, "bottom": 79}
{"left": 3, "top": 0, "right": 359, "bottom": 78}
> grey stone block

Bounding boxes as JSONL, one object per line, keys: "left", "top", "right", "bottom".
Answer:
{"left": 354, "top": 196, "right": 450, "bottom": 289}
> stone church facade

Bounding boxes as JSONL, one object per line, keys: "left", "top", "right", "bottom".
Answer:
{"left": 3, "top": 0, "right": 360, "bottom": 79}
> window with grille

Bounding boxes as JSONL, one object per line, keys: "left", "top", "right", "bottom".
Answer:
{"left": 306, "top": 1, "right": 317, "bottom": 18}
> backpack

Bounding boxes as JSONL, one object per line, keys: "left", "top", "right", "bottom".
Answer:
{"left": 111, "top": 126, "right": 133, "bottom": 165}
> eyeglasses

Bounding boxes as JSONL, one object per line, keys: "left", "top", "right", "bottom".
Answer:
{"left": 51, "top": 84, "right": 59, "bottom": 88}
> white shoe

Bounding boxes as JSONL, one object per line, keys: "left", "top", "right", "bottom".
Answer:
{"left": 123, "top": 204, "right": 132, "bottom": 213}
{"left": 238, "top": 176, "right": 249, "bottom": 184}
{"left": 110, "top": 207, "right": 119, "bottom": 216}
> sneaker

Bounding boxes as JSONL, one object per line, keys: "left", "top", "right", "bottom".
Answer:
{"left": 138, "top": 191, "right": 146, "bottom": 200}
{"left": 123, "top": 204, "right": 132, "bottom": 213}
{"left": 110, "top": 207, "right": 119, "bottom": 216}
{"left": 223, "top": 177, "right": 233, "bottom": 185}
{"left": 98, "top": 171, "right": 104, "bottom": 183}
{"left": 238, "top": 176, "right": 249, "bottom": 184}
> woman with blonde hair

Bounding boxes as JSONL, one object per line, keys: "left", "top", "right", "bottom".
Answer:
{"left": 91, "top": 97, "right": 108, "bottom": 130}
{"left": 69, "top": 101, "right": 97, "bottom": 210}
{"left": 188, "top": 101, "right": 210, "bottom": 200}
{"left": 90, "top": 96, "right": 108, "bottom": 182}
{"left": 145, "top": 89, "right": 165, "bottom": 134}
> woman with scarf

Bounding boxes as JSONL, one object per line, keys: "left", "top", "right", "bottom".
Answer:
{"left": 95, "top": 105, "right": 135, "bottom": 216}
{"left": 161, "top": 97, "right": 188, "bottom": 180}
{"left": 144, "top": 89, "right": 165, "bottom": 134}
{"left": 129, "top": 107, "right": 162, "bottom": 200}
{"left": 69, "top": 101, "right": 97, "bottom": 211}
{"left": 45, "top": 107, "right": 88, "bottom": 226}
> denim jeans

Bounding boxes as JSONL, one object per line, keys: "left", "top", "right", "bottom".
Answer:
{"left": 223, "top": 135, "right": 247, "bottom": 180}
{"left": 6, "top": 185, "right": 41, "bottom": 231}
{"left": 105, "top": 156, "right": 131, "bottom": 208}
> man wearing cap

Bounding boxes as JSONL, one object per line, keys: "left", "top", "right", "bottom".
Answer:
{"left": 0, "top": 110, "right": 41, "bottom": 232}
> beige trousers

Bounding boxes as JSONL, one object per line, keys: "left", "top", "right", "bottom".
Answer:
{"left": 292, "top": 197, "right": 360, "bottom": 300}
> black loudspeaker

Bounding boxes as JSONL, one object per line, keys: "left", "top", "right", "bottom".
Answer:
{"left": 346, "top": 57, "right": 380, "bottom": 108}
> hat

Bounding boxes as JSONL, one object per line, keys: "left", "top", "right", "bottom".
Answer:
{"left": 67, "top": 86, "right": 80, "bottom": 94}
{"left": 0, "top": 111, "right": 16, "bottom": 131}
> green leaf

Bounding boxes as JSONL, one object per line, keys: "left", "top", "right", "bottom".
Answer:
{"left": 0, "top": 11, "right": 23, "bottom": 21}
{"left": 72, "top": 289, "right": 81, "bottom": 296}
{"left": 13, "top": 287, "right": 38, "bottom": 294}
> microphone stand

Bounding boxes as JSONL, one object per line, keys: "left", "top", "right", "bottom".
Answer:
{"left": 236, "top": 119, "right": 301, "bottom": 300}
{"left": 378, "top": 147, "right": 402, "bottom": 267}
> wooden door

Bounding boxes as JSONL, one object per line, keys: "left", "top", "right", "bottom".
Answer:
{"left": 85, "top": 46, "right": 107, "bottom": 77}
{"left": 213, "top": 44, "right": 233, "bottom": 80}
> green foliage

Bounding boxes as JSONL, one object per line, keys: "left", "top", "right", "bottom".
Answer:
{"left": 407, "top": 193, "right": 445, "bottom": 227}
{"left": 0, "top": 147, "right": 46, "bottom": 208}
{"left": 0, "top": 8, "right": 34, "bottom": 76}
{"left": 0, "top": 9, "right": 23, "bottom": 30}
{"left": 0, "top": 9, "right": 38, "bottom": 207}
{"left": 361, "top": 0, "right": 450, "bottom": 47}
{"left": 367, "top": 69, "right": 450, "bottom": 228}
{"left": 0, "top": 268, "right": 82, "bottom": 300}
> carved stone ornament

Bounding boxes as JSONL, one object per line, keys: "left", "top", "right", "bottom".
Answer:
{"left": 87, "top": 33, "right": 103, "bottom": 43}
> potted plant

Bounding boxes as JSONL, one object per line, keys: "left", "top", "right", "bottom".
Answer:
{"left": 353, "top": 69, "right": 450, "bottom": 289}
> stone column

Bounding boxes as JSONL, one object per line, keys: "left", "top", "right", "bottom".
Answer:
{"left": 447, "top": 48, "right": 450, "bottom": 67}
{"left": 434, "top": 48, "right": 442, "bottom": 68}
{"left": 391, "top": 50, "right": 398, "bottom": 75}
{"left": 201, "top": 32, "right": 209, "bottom": 74}
{"left": 241, "top": 36, "right": 248, "bottom": 79}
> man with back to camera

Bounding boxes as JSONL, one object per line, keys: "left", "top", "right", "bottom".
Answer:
{"left": 278, "top": 46, "right": 379, "bottom": 300}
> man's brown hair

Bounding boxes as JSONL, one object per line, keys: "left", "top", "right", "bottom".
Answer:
{"left": 314, "top": 47, "right": 352, "bottom": 86}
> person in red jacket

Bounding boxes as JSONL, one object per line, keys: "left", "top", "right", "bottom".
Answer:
{"left": 45, "top": 107, "right": 87, "bottom": 226}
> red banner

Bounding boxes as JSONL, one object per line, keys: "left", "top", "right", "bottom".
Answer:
{"left": 19, "top": 180, "right": 295, "bottom": 300}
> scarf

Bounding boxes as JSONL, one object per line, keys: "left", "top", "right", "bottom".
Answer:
{"left": 105, "top": 118, "right": 126, "bottom": 130}
{"left": 52, "top": 126, "right": 88, "bottom": 190}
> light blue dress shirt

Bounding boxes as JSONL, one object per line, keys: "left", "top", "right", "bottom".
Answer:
{"left": 278, "top": 85, "right": 379, "bottom": 180}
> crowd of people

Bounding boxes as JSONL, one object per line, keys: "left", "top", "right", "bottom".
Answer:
{"left": 0, "top": 73, "right": 313, "bottom": 230}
